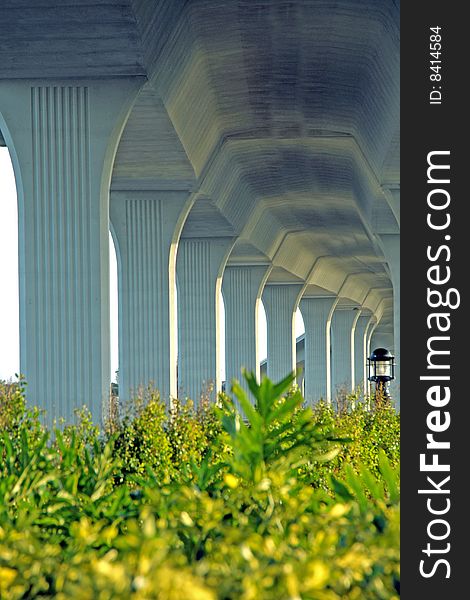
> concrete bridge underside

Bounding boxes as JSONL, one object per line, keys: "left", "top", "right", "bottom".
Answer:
{"left": 0, "top": 0, "right": 400, "bottom": 422}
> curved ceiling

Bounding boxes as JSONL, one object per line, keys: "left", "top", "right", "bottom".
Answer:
{"left": 128, "top": 0, "right": 400, "bottom": 334}
{"left": 0, "top": 0, "right": 400, "bottom": 336}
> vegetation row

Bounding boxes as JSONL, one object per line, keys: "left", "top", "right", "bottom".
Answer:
{"left": 0, "top": 373, "right": 400, "bottom": 599}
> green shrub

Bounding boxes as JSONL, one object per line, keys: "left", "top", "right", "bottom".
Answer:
{"left": 167, "top": 397, "right": 208, "bottom": 477}
{"left": 110, "top": 385, "right": 174, "bottom": 484}
{"left": 217, "top": 371, "right": 344, "bottom": 483}
{"left": 0, "top": 372, "right": 399, "bottom": 599}
{"left": 61, "top": 405, "right": 100, "bottom": 457}
{"left": 0, "top": 378, "right": 44, "bottom": 452}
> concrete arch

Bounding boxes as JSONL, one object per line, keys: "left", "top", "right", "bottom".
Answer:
{"left": 0, "top": 2, "right": 399, "bottom": 418}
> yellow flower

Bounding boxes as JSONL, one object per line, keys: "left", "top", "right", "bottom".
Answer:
{"left": 329, "top": 503, "right": 350, "bottom": 518}
{"left": 180, "top": 511, "right": 194, "bottom": 527}
{"left": 224, "top": 473, "right": 239, "bottom": 489}
{"left": 304, "top": 560, "right": 330, "bottom": 590}
{"left": 0, "top": 567, "right": 17, "bottom": 587}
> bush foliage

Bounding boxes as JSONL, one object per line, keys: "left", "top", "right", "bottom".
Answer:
{"left": 0, "top": 374, "right": 399, "bottom": 599}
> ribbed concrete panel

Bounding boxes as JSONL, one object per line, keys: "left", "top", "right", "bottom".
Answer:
{"left": 222, "top": 265, "right": 271, "bottom": 395}
{"left": 112, "top": 86, "right": 195, "bottom": 190}
{"left": 354, "top": 314, "right": 372, "bottom": 393}
{"left": 0, "top": 79, "right": 141, "bottom": 425}
{"left": 177, "top": 237, "right": 234, "bottom": 402}
{"left": 148, "top": 1, "right": 398, "bottom": 181}
{"left": 30, "top": 86, "right": 93, "bottom": 422}
{"left": 131, "top": 0, "right": 186, "bottom": 76}
{"left": 0, "top": 1, "right": 145, "bottom": 79}
{"left": 262, "top": 284, "right": 303, "bottom": 383}
{"left": 299, "top": 296, "right": 338, "bottom": 403}
{"left": 110, "top": 190, "right": 191, "bottom": 403}
{"left": 331, "top": 308, "right": 360, "bottom": 398}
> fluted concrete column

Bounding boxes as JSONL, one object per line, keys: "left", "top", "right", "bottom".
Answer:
{"left": 331, "top": 307, "right": 360, "bottom": 398}
{"left": 380, "top": 234, "right": 400, "bottom": 407}
{"left": 110, "top": 190, "right": 192, "bottom": 403}
{"left": 222, "top": 265, "right": 271, "bottom": 393}
{"left": 353, "top": 314, "right": 372, "bottom": 393}
{"left": 0, "top": 79, "right": 142, "bottom": 424}
{"left": 299, "top": 296, "right": 337, "bottom": 403}
{"left": 366, "top": 319, "right": 378, "bottom": 397}
{"left": 262, "top": 284, "right": 303, "bottom": 383}
{"left": 177, "top": 237, "right": 234, "bottom": 402}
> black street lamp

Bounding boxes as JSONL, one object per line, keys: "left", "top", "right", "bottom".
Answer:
{"left": 367, "top": 347, "right": 395, "bottom": 399}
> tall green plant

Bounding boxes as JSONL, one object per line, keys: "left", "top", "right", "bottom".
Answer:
{"left": 111, "top": 385, "right": 174, "bottom": 484}
{"left": 219, "top": 371, "right": 344, "bottom": 483}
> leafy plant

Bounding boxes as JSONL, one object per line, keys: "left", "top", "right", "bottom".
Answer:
{"left": 111, "top": 385, "right": 174, "bottom": 484}
{"left": 0, "top": 372, "right": 399, "bottom": 599}
{"left": 219, "top": 371, "right": 345, "bottom": 483}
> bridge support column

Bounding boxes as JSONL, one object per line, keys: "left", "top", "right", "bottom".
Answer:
{"left": 222, "top": 265, "right": 271, "bottom": 395}
{"left": 0, "top": 79, "right": 141, "bottom": 424}
{"left": 353, "top": 313, "right": 372, "bottom": 395}
{"left": 331, "top": 307, "right": 360, "bottom": 399}
{"left": 299, "top": 296, "right": 337, "bottom": 403}
{"left": 365, "top": 318, "right": 378, "bottom": 397}
{"left": 110, "top": 190, "right": 192, "bottom": 404}
{"left": 262, "top": 284, "right": 303, "bottom": 384}
{"left": 177, "top": 237, "right": 234, "bottom": 402}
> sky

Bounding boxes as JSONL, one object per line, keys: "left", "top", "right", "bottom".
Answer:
{"left": 0, "top": 147, "right": 120, "bottom": 382}
{"left": 0, "top": 148, "right": 20, "bottom": 381}
{"left": 0, "top": 146, "right": 303, "bottom": 383}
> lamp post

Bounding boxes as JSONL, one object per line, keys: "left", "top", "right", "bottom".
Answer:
{"left": 367, "top": 347, "right": 395, "bottom": 400}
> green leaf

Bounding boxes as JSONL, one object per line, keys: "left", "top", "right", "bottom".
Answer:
{"left": 310, "top": 446, "right": 341, "bottom": 463}
{"left": 343, "top": 464, "right": 368, "bottom": 512}
{"left": 231, "top": 379, "right": 262, "bottom": 430}
{"left": 330, "top": 475, "right": 354, "bottom": 501}
{"left": 267, "top": 391, "right": 302, "bottom": 425}
{"left": 359, "top": 464, "right": 384, "bottom": 501}
{"left": 378, "top": 449, "right": 400, "bottom": 504}
{"left": 269, "top": 371, "right": 297, "bottom": 402}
